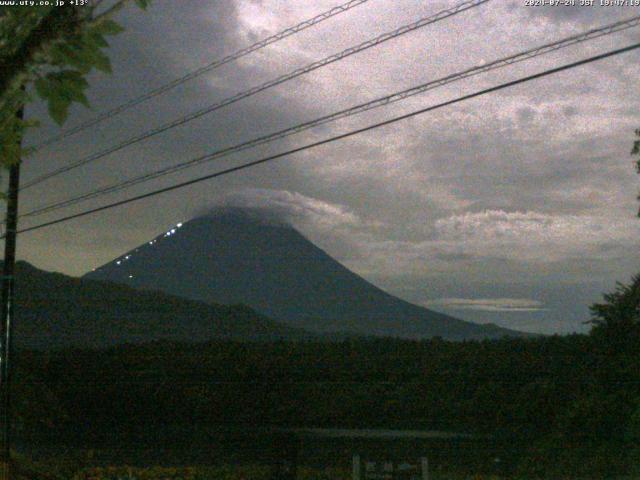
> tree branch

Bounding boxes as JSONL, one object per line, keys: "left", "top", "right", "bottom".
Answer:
{"left": 0, "top": 8, "right": 81, "bottom": 99}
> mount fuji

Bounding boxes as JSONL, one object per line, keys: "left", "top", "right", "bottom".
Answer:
{"left": 84, "top": 209, "right": 521, "bottom": 340}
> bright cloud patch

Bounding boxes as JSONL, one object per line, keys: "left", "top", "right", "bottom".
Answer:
{"left": 424, "top": 297, "right": 546, "bottom": 312}
{"left": 433, "top": 210, "right": 640, "bottom": 261}
{"left": 210, "top": 188, "right": 372, "bottom": 231}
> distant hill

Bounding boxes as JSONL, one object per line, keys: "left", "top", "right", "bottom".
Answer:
{"left": 85, "top": 208, "right": 522, "bottom": 340}
{"left": 10, "top": 261, "right": 304, "bottom": 349}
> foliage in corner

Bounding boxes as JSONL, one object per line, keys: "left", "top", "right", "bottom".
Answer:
{"left": 0, "top": 0, "right": 151, "bottom": 170}
{"left": 589, "top": 274, "right": 640, "bottom": 340}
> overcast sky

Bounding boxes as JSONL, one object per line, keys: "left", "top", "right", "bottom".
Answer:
{"left": 13, "top": 0, "right": 640, "bottom": 334}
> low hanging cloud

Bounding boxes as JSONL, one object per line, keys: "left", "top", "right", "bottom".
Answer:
{"left": 199, "top": 188, "right": 388, "bottom": 265}
{"left": 212, "top": 188, "right": 365, "bottom": 228}
{"left": 424, "top": 297, "right": 546, "bottom": 312}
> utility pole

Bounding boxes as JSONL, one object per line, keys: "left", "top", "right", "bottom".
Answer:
{"left": 0, "top": 106, "right": 23, "bottom": 480}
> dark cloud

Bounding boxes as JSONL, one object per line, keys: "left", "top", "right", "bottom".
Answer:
{"left": 563, "top": 105, "right": 579, "bottom": 117}
{"left": 516, "top": 106, "right": 536, "bottom": 124}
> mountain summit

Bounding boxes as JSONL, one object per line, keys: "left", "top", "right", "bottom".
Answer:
{"left": 85, "top": 209, "right": 520, "bottom": 340}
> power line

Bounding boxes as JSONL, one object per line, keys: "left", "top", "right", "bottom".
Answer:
{"left": 20, "top": 0, "right": 491, "bottom": 191}
{"left": 18, "top": 14, "right": 640, "bottom": 220}
{"left": 29, "top": 0, "right": 374, "bottom": 151}
{"left": 9, "top": 41, "right": 640, "bottom": 239}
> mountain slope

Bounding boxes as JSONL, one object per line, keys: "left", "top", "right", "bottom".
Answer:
{"left": 11, "top": 261, "right": 304, "bottom": 349}
{"left": 85, "top": 209, "right": 521, "bottom": 340}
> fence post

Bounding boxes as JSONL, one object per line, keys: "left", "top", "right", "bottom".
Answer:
{"left": 352, "top": 454, "right": 360, "bottom": 480}
{"left": 421, "top": 457, "right": 429, "bottom": 480}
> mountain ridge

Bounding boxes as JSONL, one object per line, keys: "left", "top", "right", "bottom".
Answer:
{"left": 9, "top": 260, "right": 307, "bottom": 349}
{"left": 85, "top": 209, "right": 523, "bottom": 340}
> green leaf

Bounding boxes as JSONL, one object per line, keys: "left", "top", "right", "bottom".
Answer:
{"left": 85, "top": 30, "right": 109, "bottom": 49}
{"left": 93, "top": 19, "right": 124, "bottom": 36}
{"left": 34, "top": 76, "right": 50, "bottom": 100}
{"left": 57, "top": 70, "right": 88, "bottom": 88}
{"left": 52, "top": 43, "right": 93, "bottom": 73}
{"left": 49, "top": 95, "right": 69, "bottom": 125}
{"left": 134, "top": 0, "right": 151, "bottom": 10}
{"left": 48, "top": 43, "right": 70, "bottom": 66}
{"left": 92, "top": 50, "right": 112, "bottom": 74}
{"left": 66, "top": 84, "right": 90, "bottom": 108}
{"left": 35, "top": 71, "right": 91, "bottom": 125}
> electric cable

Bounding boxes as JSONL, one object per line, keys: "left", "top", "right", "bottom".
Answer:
{"left": 29, "top": 0, "right": 375, "bottom": 151}
{"left": 21, "top": 0, "right": 491, "bottom": 190}
{"left": 9, "top": 41, "right": 639, "bottom": 238}
{"left": 20, "top": 14, "right": 640, "bottom": 220}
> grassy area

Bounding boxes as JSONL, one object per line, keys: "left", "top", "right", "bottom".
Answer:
{"left": 9, "top": 453, "right": 640, "bottom": 480}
